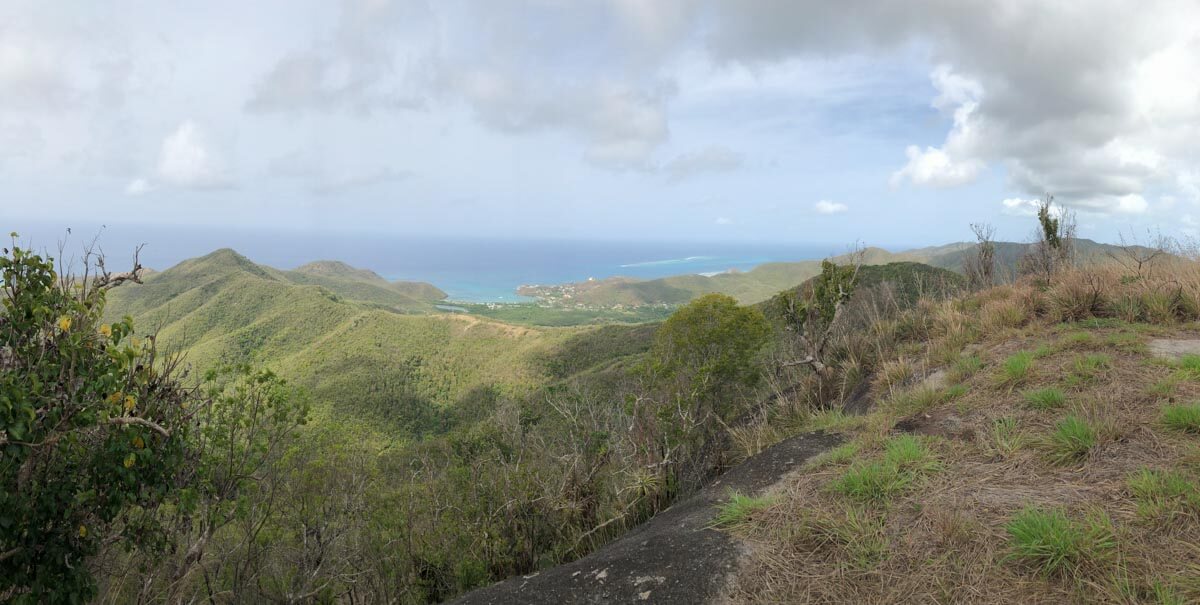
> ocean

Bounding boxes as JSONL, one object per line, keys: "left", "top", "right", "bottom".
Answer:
{"left": 9, "top": 223, "right": 865, "bottom": 303}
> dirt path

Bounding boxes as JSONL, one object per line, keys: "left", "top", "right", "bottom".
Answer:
{"left": 450, "top": 431, "right": 842, "bottom": 605}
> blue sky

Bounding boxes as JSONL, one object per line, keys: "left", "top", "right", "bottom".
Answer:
{"left": 3, "top": 0, "right": 1200, "bottom": 248}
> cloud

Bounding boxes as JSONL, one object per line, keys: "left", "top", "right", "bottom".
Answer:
{"left": 124, "top": 178, "right": 153, "bottom": 196}
{"left": 246, "top": 0, "right": 431, "bottom": 114}
{"left": 1001, "top": 197, "right": 1042, "bottom": 217}
{"left": 814, "top": 200, "right": 849, "bottom": 214}
{"left": 699, "top": 0, "right": 1200, "bottom": 215}
{"left": 662, "top": 145, "right": 743, "bottom": 181}
{"left": 155, "top": 120, "right": 231, "bottom": 189}
{"left": 714, "top": 216, "right": 733, "bottom": 225}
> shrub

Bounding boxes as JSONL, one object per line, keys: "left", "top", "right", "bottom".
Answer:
{"left": 1024, "top": 388, "right": 1067, "bottom": 410}
{"left": 0, "top": 242, "right": 197, "bottom": 602}
{"left": 1161, "top": 404, "right": 1200, "bottom": 433}
{"left": 1048, "top": 415, "right": 1098, "bottom": 464}
{"left": 1005, "top": 506, "right": 1116, "bottom": 577}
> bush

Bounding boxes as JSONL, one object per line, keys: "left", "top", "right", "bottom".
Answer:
{"left": 1, "top": 241, "right": 197, "bottom": 602}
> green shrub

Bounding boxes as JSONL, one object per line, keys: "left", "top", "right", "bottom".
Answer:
{"left": 1048, "top": 415, "right": 1098, "bottom": 464}
{"left": 1005, "top": 506, "right": 1116, "bottom": 577}
{"left": 1024, "top": 388, "right": 1067, "bottom": 410}
{"left": 1161, "top": 404, "right": 1200, "bottom": 433}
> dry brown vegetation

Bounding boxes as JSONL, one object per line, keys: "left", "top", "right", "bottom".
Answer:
{"left": 722, "top": 257, "right": 1200, "bottom": 603}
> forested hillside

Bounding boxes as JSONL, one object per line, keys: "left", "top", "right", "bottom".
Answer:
{"left": 105, "top": 248, "right": 582, "bottom": 434}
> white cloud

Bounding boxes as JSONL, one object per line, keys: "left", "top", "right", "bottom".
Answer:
{"left": 814, "top": 200, "right": 849, "bottom": 214}
{"left": 1001, "top": 197, "right": 1041, "bottom": 217}
{"left": 892, "top": 145, "right": 983, "bottom": 188}
{"left": 714, "top": 216, "right": 733, "bottom": 225}
{"left": 155, "top": 120, "right": 231, "bottom": 189}
{"left": 124, "top": 178, "right": 153, "bottom": 196}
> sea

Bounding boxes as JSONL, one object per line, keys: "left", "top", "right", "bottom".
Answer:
{"left": 9, "top": 223, "right": 875, "bottom": 303}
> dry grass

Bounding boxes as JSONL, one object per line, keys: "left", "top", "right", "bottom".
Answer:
{"left": 721, "top": 260, "right": 1200, "bottom": 604}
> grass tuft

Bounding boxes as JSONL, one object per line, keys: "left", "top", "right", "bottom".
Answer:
{"left": 833, "top": 435, "right": 938, "bottom": 504}
{"left": 712, "top": 491, "right": 777, "bottom": 528}
{"left": 1177, "top": 355, "right": 1200, "bottom": 380}
{"left": 1126, "top": 468, "right": 1200, "bottom": 523}
{"left": 1005, "top": 506, "right": 1116, "bottom": 577}
{"left": 997, "top": 351, "right": 1035, "bottom": 388}
{"left": 1023, "top": 387, "right": 1067, "bottom": 410}
{"left": 1161, "top": 403, "right": 1200, "bottom": 433}
{"left": 1047, "top": 415, "right": 1098, "bottom": 465}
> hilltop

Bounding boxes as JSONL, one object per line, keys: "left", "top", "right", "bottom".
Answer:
{"left": 518, "top": 239, "right": 1138, "bottom": 308}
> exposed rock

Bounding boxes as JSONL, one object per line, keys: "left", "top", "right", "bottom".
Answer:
{"left": 1148, "top": 339, "right": 1200, "bottom": 360}
{"left": 451, "top": 431, "right": 842, "bottom": 605}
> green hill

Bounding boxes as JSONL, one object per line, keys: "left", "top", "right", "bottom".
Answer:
{"left": 531, "top": 240, "right": 1135, "bottom": 307}
{"left": 104, "top": 249, "right": 578, "bottom": 435}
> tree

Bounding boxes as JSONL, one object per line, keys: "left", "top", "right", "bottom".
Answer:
{"left": 1, "top": 237, "right": 195, "bottom": 603}
{"left": 779, "top": 256, "right": 862, "bottom": 381}
{"left": 1020, "top": 194, "right": 1076, "bottom": 283}
{"left": 963, "top": 223, "right": 997, "bottom": 289}
{"left": 649, "top": 293, "right": 770, "bottom": 418}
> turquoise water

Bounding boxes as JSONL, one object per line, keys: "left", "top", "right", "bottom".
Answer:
{"left": 9, "top": 223, "right": 857, "bottom": 303}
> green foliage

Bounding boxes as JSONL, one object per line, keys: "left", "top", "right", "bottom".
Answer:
{"left": 1024, "top": 388, "right": 1067, "bottom": 410}
{"left": 0, "top": 242, "right": 195, "bottom": 603}
{"left": 650, "top": 293, "right": 770, "bottom": 415}
{"left": 711, "top": 490, "right": 777, "bottom": 528}
{"left": 1048, "top": 415, "right": 1098, "bottom": 464}
{"left": 1005, "top": 506, "right": 1116, "bottom": 577}
{"left": 1161, "top": 403, "right": 1200, "bottom": 433}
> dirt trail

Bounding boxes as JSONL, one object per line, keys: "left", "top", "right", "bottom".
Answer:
{"left": 450, "top": 431, "right": 842, "bottom": 605}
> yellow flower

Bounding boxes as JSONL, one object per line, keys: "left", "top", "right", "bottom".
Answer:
{"left": 132, "top": 436, "right": 145, "bottom": 449}
{"left": 78, "top": 524, "right": 88, "bottom": 538}
{"left": 123, "top": 395, "right": 136, "bottom": 413}
{"left": 99, "top": 324, "right": 112, "bottom": 338}
{"left": 123, "top": 453, "right": 136, "bottom": 468}
{"left": 57, "top": 316, "right": 72, "bottom": 331}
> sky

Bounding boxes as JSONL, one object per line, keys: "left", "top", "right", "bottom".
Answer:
{"left": 3, "top": 0, "right": 1200, "bottom": 248}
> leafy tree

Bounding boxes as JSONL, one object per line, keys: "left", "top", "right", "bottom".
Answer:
{"left": 0, "top": 238, "right": 194, "bottom": 603}
{"left": 649, "top": 293, "right": 770, "bottom": 415}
